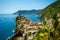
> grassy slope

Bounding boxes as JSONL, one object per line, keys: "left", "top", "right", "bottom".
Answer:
{"left": 39, "top": 0, "right": 60, "bottom": 19}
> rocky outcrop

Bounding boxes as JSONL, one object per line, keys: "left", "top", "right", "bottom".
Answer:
{"left": 8, "top": 16, "right": 44, "bottom": 40}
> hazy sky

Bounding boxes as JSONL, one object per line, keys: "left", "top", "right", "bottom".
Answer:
{"left": 0, "top": 0, "right": 56, "bottom": 14}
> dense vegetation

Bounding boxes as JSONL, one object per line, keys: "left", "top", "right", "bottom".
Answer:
{"left": 39, "top": 0, "right": 60, "bottom": 19}
{"left": 34, "top": 0, "right": 60, "bottom": 40}
{"left": 32, "top": 25, "right": 50, "bottom": 40}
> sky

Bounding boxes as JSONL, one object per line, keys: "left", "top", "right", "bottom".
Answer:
{"left": 0, "top": 0, "right": 56, "bottom": 14}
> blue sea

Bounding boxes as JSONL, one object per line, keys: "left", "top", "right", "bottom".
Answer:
{"left": 0, "top": 14, "right": 41, "bottom": 40}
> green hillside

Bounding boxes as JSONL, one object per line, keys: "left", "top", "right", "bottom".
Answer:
{"left": 38, "top": 0, "right": 60, "bottom": 40}
{"left": 39, "top": 0, "right": 60, "bottom": 19}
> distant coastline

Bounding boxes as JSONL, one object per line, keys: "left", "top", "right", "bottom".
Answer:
{"left": 13, "top": 9, "right": 42, "bottom": 15}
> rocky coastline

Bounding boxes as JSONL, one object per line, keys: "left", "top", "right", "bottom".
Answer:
{"left": 8, "top": 16, "right": 44, "bottom": 40}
